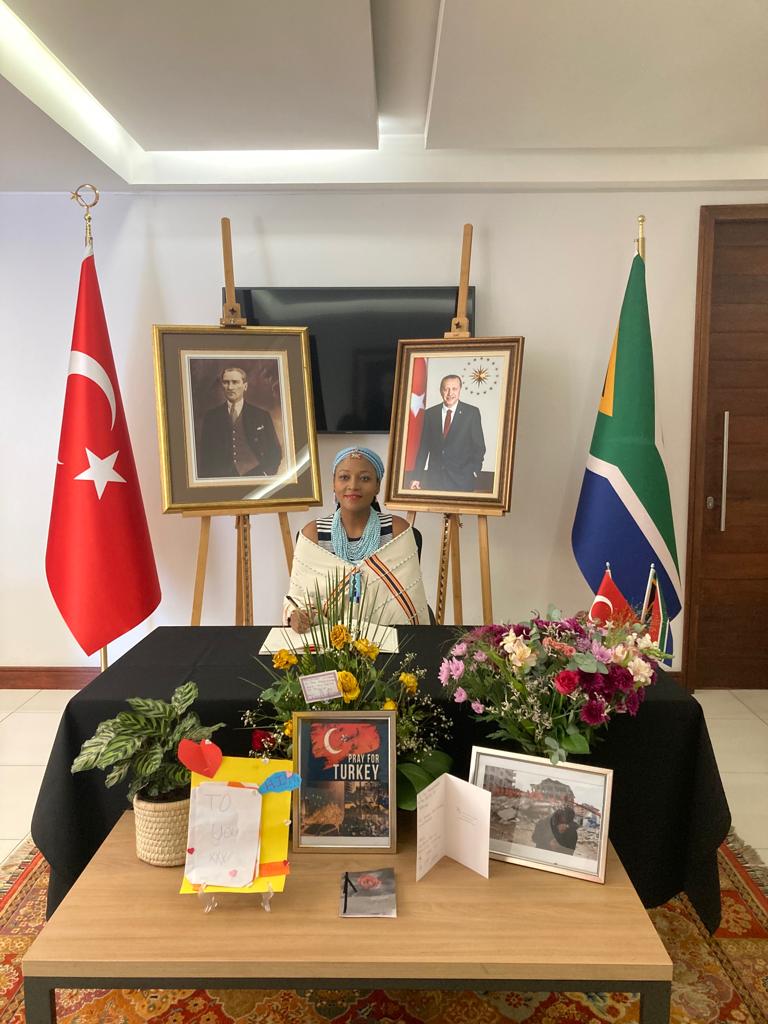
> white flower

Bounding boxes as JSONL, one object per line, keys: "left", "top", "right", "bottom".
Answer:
{"left": 628, "top": 656, "right": 653, "bottom": 686}
{"left": 611, "top": 643, "right": 629, "bottom": 663}
{"left": 636, "top": 633, "right": 654, "bottom": 650}
{"left": 502, "top": 635, "right": 538, "bottom": 670}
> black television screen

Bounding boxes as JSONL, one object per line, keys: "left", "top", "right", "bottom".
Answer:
{"left": 232, "top": 286, "right": 475, "bottom": 433}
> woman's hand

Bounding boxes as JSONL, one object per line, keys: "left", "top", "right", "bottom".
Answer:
{"left": 289, "top": 607, "right": 312, "bottom": 633}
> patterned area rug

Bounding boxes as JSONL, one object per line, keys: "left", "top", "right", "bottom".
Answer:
{"left": 2, "top": 836, "right": 766, "bottom": 1024}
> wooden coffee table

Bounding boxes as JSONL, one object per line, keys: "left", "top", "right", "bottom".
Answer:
{"left": 24, "top": 813, "right": 672, "bottom": 1024}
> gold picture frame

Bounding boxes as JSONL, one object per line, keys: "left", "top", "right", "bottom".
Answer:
{"left": 384, "top": 337, "right": 524, "bottom": 514}
{"left": 469, "top": 746, "right": 613, "bottom": 884}
{"left": 153, "top": 325, "right": 321, "bottom": 513}
{"left": 292, "top": 710, "right": 397, "bottom": 853}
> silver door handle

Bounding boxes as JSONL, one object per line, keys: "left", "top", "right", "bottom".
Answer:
{"left": 720, "top": 411, "right": 729, "bottom": 532}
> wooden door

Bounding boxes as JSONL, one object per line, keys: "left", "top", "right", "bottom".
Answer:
{"left": 684, "top": 205, "right": 768, "bottom": 689}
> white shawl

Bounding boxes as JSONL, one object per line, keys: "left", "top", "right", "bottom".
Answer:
{"left": 283, "top": 527, "right": 429, "bottom": 627}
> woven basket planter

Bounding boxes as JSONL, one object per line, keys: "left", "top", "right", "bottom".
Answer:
{"left": 133, "top": 793, "right": 190, "bottom": 867}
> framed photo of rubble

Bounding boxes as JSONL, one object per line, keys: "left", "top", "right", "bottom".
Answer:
{"left": 469, "top": 746, "right": 613, "bottom": 883}
{"left": 153, "top": 325, "right": 321, "bottom": 513}
{"left": 292, "top": 711, "right": 396, "bottom": 853}
{"left": 384, "top": 337, "right": 524, "bottom": 514}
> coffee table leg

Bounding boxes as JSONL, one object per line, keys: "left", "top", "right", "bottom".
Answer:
{"left": 639, "top": 981, "right": 671, "bottom": 1024}
{"left": 24, "top": 978, "right": 56, "bottom": 1024}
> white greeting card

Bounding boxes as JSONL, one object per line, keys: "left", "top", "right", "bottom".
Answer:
{"left": 184, "top": 781, "right": 262, "bottom": 888}
{"left": 299, "top": 670, "right": 342, "bottom": 703}
{"left": 416, "top": 774, "right": 491, "bottom": 881}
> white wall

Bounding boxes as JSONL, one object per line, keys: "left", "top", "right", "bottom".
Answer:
{"left": 2, "top": 188, "right": 766, "bottom": 668}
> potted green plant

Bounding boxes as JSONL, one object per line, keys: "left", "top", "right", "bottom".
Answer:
{"left": 71, "top": 681, "right": 224, "bottom": 866}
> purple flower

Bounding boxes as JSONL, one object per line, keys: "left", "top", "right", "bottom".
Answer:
{"left": 607, "top": 663, "right": 634, "bottom": 694}
{"left": 447, "top": 657, "right": 465, "bottom": 681}
{"left": 471, "top": 700, "right": 485, "bottom": 714}
{"left": 438, "top": 660, "right": 452, "bottom": 687}
{"left": 451, "top": 642, "right": 468, "bottom": 656}
{"left": 580, "top": 696, "right": 609, "bottom": 726}
{"left": 473, "top": 650, "right": 488, "bottom": 663}
{"left": 590, "top": 640, "right": 613, "bottom": 664}
{"left": 454, "top": 687, "right": 468, "bottom": 703}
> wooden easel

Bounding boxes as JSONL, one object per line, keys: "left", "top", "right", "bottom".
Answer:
{"left": 410, "top": 224, "right": 500, "bottom": 626}
{"left": 187, "top": 218, "right": 308, "bottom": 626}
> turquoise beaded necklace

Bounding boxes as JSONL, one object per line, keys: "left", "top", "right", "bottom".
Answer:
{"left": 331, "top": 506, "right": 381, "bottom": 564}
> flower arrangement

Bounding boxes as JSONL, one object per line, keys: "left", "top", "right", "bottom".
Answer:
{"left": 439, "top": 609, "right": 664, "bottom": 764}
{"left": 244, "top": 583, "right": 451, "bottom": 809}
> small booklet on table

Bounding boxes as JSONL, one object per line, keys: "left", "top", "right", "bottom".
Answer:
{"left": 339, "top": 867, "right": 397, "bottom": 917}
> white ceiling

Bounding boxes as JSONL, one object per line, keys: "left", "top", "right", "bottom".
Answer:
{"left": 2, "top": 0, "right": 768, "bottom": 191}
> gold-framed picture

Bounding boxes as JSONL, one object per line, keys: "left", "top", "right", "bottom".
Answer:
{"left": 152, "top": 325, "right": 321, "bottom": 513}
{"left": 292, "top": 710, "right": 397, "bottom": 853}
{"left": 384, "top": 337, "right": 524, "bottom": 514}
{"left": 469, "top": 746, "right": 613, "bottom": 884}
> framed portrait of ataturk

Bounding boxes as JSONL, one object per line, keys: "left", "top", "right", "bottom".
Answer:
{"left": 153, "top": 325, "right": 321, "bottom": 513}
{"left": 384, "top": 337, "right": 524, "bottom": 514}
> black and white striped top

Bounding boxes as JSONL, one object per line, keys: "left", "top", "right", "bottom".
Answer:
{"left": 316, "top": 512, "right": 393, "bottom": 555}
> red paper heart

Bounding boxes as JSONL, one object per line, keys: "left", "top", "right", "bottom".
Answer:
{"left": 228, "top": 869, "right": 238, "bottom": 877}
{"left": 187, "top": 847, "right": 195, "bottom": 854}
{"left": 177, "top": 738, "right": 223, "bottom": 778}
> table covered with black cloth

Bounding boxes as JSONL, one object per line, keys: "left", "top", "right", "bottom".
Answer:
{"left": 32, "top": 625, "right": 731, "bottom": 931}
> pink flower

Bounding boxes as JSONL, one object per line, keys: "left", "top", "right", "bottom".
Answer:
{"left": 454, "top": 687, "right": 468, "bottom": 703}
{"left": 447, "top": 657, "right": 465, "bottom": 681}
{"left": 554, "top": 669, "right": 581, "bottom": 695}
{"left": 473, "top": 650, "right": 488, "bottom": 663}
{"left": 451, "top": 642, "right": 468, "bottom": 656}
{"left": 580, "top": 696, "right": 609, "bottom": 726}
{"left": 471, "top": 700, "right": 485, "bottom": 714}
{"left": 438, "top": 660, "right": 452, "bottom": 686}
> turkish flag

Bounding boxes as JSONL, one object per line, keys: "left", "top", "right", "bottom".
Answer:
{"left": 588, "top": 569, "right": 633, "bottom": 625}
{"left": 46, "top": 248, "right": 161, "bottom": 655}
{"left": 404, "top": 356, "right": 427, "bottom": 471}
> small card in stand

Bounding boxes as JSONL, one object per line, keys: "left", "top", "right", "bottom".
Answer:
{"left": 339, "top": 868, "right": 397, "bottom": 917}
{"left": 299, "top": 670, "right": 341, "bottom": 704}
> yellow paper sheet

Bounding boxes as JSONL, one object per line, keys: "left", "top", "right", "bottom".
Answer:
{"left": 180, "top": 755, "right": 292, "bottom": 894}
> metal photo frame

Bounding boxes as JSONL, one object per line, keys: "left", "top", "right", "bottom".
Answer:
{"left": 292, "top": 710, "right": 397, "bottom": 853}
{"left": 384, "top": 337, "right": 524, "bottom": 514}
{"left": 153, "top": 325, "right": 321, "bottom": 512}
{"left": 469, "top": 746, "right": 613, "bottom": 883}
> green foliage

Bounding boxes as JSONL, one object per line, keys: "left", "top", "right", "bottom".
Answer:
{"left": 71, "top": 682, "right": 225, "bottom": 803}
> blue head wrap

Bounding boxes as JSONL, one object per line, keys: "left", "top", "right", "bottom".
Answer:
{"left": 332, "top": 446, "right": 385, "bottom": 481}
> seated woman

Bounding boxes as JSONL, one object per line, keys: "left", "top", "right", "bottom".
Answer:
{"left": 283, "top": 446, "right": 430, "bottom": 632}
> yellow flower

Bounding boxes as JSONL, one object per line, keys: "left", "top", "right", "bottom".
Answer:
{"left": 354, "top": 637, "right": 380, "bottom": 661}
{"left": 382, "top": 698, "right": 397, "bottom": 711}
{"left": 399, "top": 672, "right": 418, "bottom": 694}
{"left": 272, "top": 649, "right": 298, "bottom": 670}
{"left": 330, "top": 624, "right": 352, "bottom": 649}
{"left": 282, "top": 720, "right": 293, "bottom": 737}
{"left": 337, "top": 670, "right": 360, "bottom": 703}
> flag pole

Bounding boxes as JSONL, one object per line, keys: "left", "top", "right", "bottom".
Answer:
{"left": 641, "top": 563, "right": 655, "bottom": 620}
{"left": 636, "top": 214, "right": 646, "bottom": 259}
{"left": 70, "top": 185, "right": 108, "bottom": 672}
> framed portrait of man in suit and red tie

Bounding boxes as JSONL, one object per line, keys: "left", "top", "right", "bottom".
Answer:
{"left": 385, "top": 337, "right": 524, "bottom": 514}
{"left": 153, "top": 325, "right": 321, "bottom": 513}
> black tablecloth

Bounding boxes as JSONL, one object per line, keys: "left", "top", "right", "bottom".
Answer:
{"left": 32, "top": 626, "right": 731, "bottom": 931}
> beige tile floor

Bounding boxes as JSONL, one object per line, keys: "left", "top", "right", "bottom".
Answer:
{"left": 0, "top": 686, "right": 766, "bottom": 866}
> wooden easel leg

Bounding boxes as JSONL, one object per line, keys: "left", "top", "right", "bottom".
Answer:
{"left": 450, "top": 514, "right": 463, "bottom": 625}
{"left": 435, "top": 513, "right": 452, "bottom": 625}
{"left": 478, "top": 514, "right": 493, "bottom": 624}
{"left": 278, "top": 512, "right": 294, "bottom": 574}
{"left": 235, "top": 515, "right": 254, "bottom": 626}
{"left": 191, "top": 515, "right": 211, "bottom": 626}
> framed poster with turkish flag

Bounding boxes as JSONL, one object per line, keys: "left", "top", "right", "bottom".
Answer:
{"left": 292, "top": 710, "right": 396, "bottom": 853}
{"left": 384, "top": 337, "right": 524, "bottom": 515}
{"left": 153, "top": 325, "right": 322, "bottom": 513}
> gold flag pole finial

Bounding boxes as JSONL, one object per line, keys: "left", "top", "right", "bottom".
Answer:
{"left": 636, "top": 214, "right": 646, "bottom": 260}
{"left": 70, "top": 184, "right": 100, "bottom": 247}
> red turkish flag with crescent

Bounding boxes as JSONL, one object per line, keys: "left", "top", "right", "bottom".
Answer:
{"left": 46, "top": 247, "right": 160, "bottom": 654}
{"left": 404, "top": 356, "right": 427, "bottom": 471}
{"left": 588, "top": 569, "right": 633, "bottom": 626}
